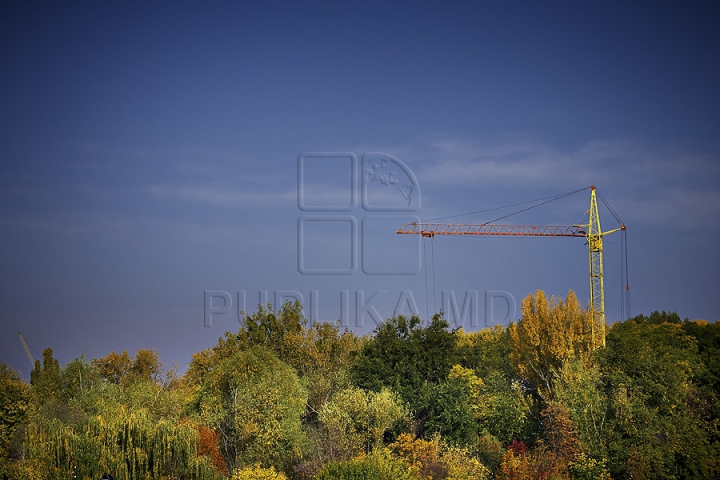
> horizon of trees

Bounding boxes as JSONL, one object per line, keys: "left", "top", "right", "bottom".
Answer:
{"left": 1, "top": 291, "right": 718, "bottom": 479}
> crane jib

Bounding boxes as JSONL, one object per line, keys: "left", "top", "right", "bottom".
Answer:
{"left": 396, "top": 223, "right": 587, "bottom": 237}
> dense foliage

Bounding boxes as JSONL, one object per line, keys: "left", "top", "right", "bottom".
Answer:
{"left": 1, "top": 296, "right": 718, "bottom": 479}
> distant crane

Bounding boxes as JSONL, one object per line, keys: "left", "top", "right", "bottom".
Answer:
{"left": 17, "top": 332, "right": 36, "bottom": 368}
{"left": 397, "top": 186, "right": 627, "bottom": 347}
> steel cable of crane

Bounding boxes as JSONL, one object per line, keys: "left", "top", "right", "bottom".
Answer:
{"left": 620, "top": 231, "right": 625, "bottom": 321}
{"left": 421, "top": 235, "right": 439, "bottom": 319}
{"left": 421, "top": 186, "right": 590, "bottom": 223}
{"left": 622, "top": 229, "right": 632, "bottom": 319}
{"left": 423, "top": 237, "right": 430, "bottom": 320}
{"left": 597, "top": 191, "right": 624, "bottom": 225}
{"left": 597, "top": 190, "right": 630, "bottom": 320}
{"left": 481, "top": 187, "right": 590, "bottom": 225}
{"left": 431, "top": 237, "right": 437, "bottom": 315}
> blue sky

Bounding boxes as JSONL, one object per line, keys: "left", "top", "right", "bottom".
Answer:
{"left": 2, "top": 1, "right": 719, "bottom": 376}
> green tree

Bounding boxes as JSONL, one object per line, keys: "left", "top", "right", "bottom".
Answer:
{"left": 11, "top": 346, "right": 223, "bottom": 480}
{"left": 351, "top": 314, "right": 463, "bottom": 444}
{"left": 186, "top": 302, "right": 361, "bottom": 419}
{"left": 352, "top": 314, "right": 459, "bottom": 413}
{"left": 455, "top": 328, "right": 530, "bottom": 446}
{"left": 682, "top": 318, "right": 720, "bottom": 391}
{"left": 0, "top": 363, "right": 29, "bottom": 478}
{"left": 0, "top": 364, "right": 28, "bottom": 449}
{"left": 30, "top": 348, "right": 62, "bottom": 403}
{"left": 450, "top": 365, "right": 529, "bottom": 445}
{"left": 60, "top": 357, "right": 97, "bottom": 401}
{"left": 554, "top": 359, "right": 608, "bottom": 461}
{"left": 601, "top": 318, "right": 714, "bottom": 479}
{"left": 456, "top": 325, "right": 514, "bottom": 379}
{"left": 199, "top": 346, "right": 307, "bottom": 473}
{"left": 239, "top": 302, "right": 305, "bottom": 357}
{"left": 23, "top": 406, "right": 219, "bottom": 480}
{"left": 631, "top": 310, "right": 683, "bottom": 325}
{"left": 416, "top": 377, "right": 478, "bottom": 447}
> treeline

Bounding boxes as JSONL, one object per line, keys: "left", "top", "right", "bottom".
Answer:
{"left": 1, "top": 290, "right": 718, "bottom": 479}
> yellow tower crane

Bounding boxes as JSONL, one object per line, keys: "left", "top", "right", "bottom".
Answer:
{"left": 397, "top": 186, "right": 626, "bottom": 347}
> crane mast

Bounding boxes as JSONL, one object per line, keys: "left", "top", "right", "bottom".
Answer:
{"left": 17, "top": 332, "right": 35, "bottom": 367}
{"left": 587, "top": 187, "right": 607, "bottom": 346}
{"left": 397, "top": 186, "right": 624, "bottom": 347}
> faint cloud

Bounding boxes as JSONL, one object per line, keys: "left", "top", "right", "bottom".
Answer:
{"left": 81, "top": 143, "right": 150, "bottom": 157}
{"left": 407, "top": 137, "right": 719, "bottom": 230}
{"left": 622, "top": 187, "right": 720, "bottom": 229}
{"left": 298, "top": 183, "right": 356, "bottom": 208}
{"left": 419, "top": 138, "right": 629, "bottom": 187}
{"left": 0, "top": 216, "right": 93, "bottom": 236}
{"left": 178, "top": 162, "right": 215, "bottom": 176}
{"left": 148, "top": 184, "right": 295, "bottom": 208}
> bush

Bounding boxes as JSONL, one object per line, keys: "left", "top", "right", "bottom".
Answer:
{"left": 232, "top": 464, "right": 287, "bottom": 479}
{"left": 315, "top": 448, "right": 417, "bottom": 480}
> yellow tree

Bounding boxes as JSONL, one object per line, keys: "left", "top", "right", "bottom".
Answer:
{"left": 276, "top": 320, "right": 362, "bottom": 416}
{"left": 390, "top": 433, "right": 490, "bottom": 479}
{"left": 91, "top": 350, "right": 132, "bottom": 384}
{"left": 509, "top": 290, "right": 601, "bottom": 401}
{"left": 318, "top": 386, "right": 405, "bottom": 459}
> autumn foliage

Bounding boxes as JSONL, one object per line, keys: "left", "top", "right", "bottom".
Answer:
{"left": 0, "top": 297, "right": 718, "bottom": 479}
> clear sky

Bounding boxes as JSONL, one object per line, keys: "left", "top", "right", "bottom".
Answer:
{"left": 2, "top": 1, "right": 719, "bottom": 376}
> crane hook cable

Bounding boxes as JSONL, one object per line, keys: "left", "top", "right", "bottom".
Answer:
{"left": 597, "top": 191, "right": 631, "bottom": 320}
{"left": 431, "top": 236, "right": 437, "bottom": 315}
{"left": 423, "top": 237, "right": 430, "bottom": 319}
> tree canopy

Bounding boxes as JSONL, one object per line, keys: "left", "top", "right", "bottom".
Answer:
{"left": 1, "top": 298, "right": 718, "bottom": 479}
